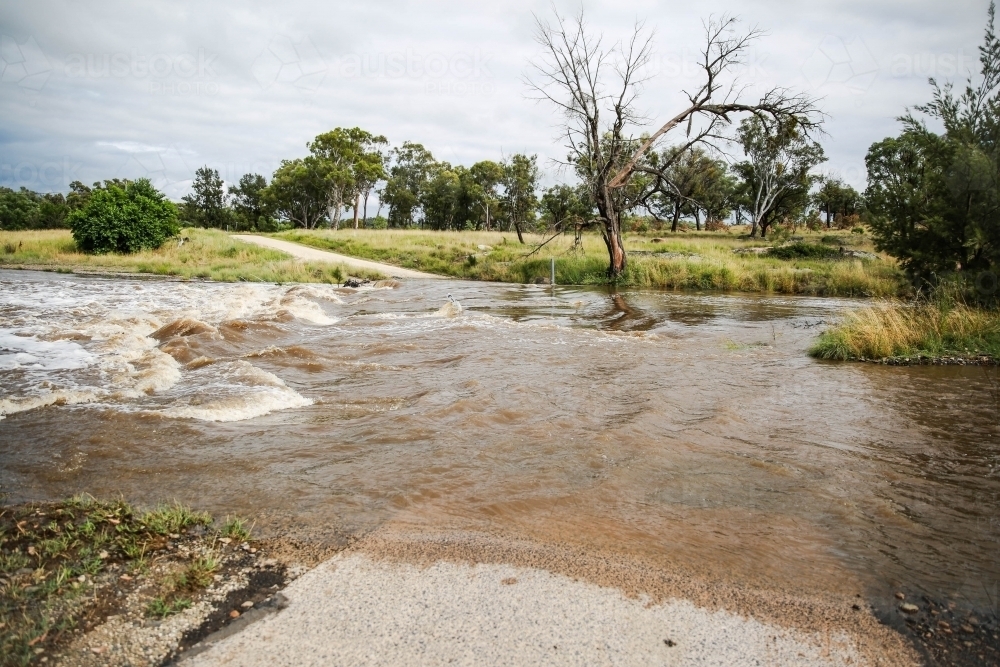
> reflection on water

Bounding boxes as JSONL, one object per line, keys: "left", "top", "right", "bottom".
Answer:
{"left": 1, "top": 269, "right": 998, "bottom": 616}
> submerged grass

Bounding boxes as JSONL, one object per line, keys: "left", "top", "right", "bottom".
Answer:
{"left": 0, "top": 495, "right": 240, "bottom": 666}
{"left": 276, "top": 227, "right": 906, "bottom": 296}
{"left": 0, "top": 228, "right": 381, "bottom": 283}
{"left": 809, "top": 301, "right": 1000, "bottom": 361}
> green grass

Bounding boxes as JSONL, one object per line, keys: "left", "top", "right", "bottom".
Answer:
{"left": 0, "top": 228, "right": 381, "bottom": 283}
{"left": 0, "top": 495, "right": 243, "bottom": 666}
{"left": 220, "top": 516, "right": 251, "bottom": 542}
{"left": 275, "top": 227, "right": 906, "bottom": 296}
{"left": 810, "top": 301, "right": 1000, "bottom": 361}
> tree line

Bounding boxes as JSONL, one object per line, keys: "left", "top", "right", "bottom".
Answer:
{"left": 1, "top": 127, "right": 862, "bottom": 243}
{"left": 7, "top": 3, "right": 996, "bottom": 297}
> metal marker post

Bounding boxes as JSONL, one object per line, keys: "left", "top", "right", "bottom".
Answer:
{"left": 550, "top": 257, "right": 555, "bottom": 286}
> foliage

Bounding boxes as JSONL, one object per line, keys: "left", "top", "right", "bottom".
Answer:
{"left": 181, "top": 166, "right": 233, "bottom": 228}
{"left": 813, "top": 177, "right": 860, "bottom": 228}
{"left": 865, "top": 2, "right": 1000, "bottom": 293}
{"left": 266, "top": 158, "right": 330, "bottom": 230}
{"left": 381, "top": 141, "right": 437, "bottom": 227}
{"left": 0, "top": 188, "right": 70, "bottom": 230}
{"left": 228, "top": 173, "right": 277, "bottom": 231}
{"left": 69, "top": 178, "right": 179, "bottom": 254}
{"left": 643, "top": 146, "right": 736, "bottom": 232}
{"left": 733, "top": 116, "right": 826, "bottom": 238}
{"left": 810, "top": 300, "right": 1000, "bottom": 360}
{"left": 767, "top": 242, "right": 840, "bottom": 259}
{"left": 539, "top": 184, "right": 592, "bottom": 229}
{"left": 500, "top": 154, "right": 540, "bottom": 243}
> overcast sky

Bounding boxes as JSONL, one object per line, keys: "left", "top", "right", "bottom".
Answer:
{"left": 0, "top": 0, "right": 989, "bottom": 200}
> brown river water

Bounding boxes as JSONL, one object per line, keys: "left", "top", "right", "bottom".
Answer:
{"left": 1, "top": 268, "right": 998, "bottom": 617}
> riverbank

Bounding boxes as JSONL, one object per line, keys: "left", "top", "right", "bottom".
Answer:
{"left": 0, "top": 229, "right": 381, "bottom": 284}
{"left": 809, "top": 301, "right": 1000, "bottom": 363}
{"left": 275, "top": 227, "right": 906, "bottom": 296}
{"left": 0, "top": 497, "right": 332, "bottom": 667}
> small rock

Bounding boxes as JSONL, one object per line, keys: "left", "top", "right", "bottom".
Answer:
{"left": 91, "top": 646, "right": 107, "bottom": 654}
{"left": 900, "top": 603, "right": 919, "bottom": 613}
{"left": 219, "top": 537, "right": 232, "bottom": 545}
{"left": 241, "top": 601, "right": 254, "bottom": 609}
{"left": 27, "top": 546, "right": 36, "bottom": 556}
{"left": 77, "top": 575, "right": 86, "bottom": 583}
{"left": 229, "top": 610, "right": 240, "bottom": 618}
{"left": 98, "top": 550, "right": 109, "bottom": 559}
{"left": 938, "top": 621, "right": 951, "bottom": 629}
{"left": 894, "top": 592, "right": 905, "bottom": 600}
{"left": 119, "top": 573, "right": 132, "bottom": 581}
{"left": 169, "top": 533, "right": 180, "bottom": 539}
{"left": 962, "top": 624, "right": 975, "bottom": 634}
{"left": 250, "top": 547, "right": 257, "bottom": 554}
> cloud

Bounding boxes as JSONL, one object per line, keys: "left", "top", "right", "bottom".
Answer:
{"left": 0, "top": 0, "right": 988, "bottom": 194}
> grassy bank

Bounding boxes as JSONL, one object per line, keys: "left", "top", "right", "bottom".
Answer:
{"left": 809, "top": 301, "right": 1000, "bottom": 361}
{"left": 276, "top": 227, "right": 906, "bottom": 296}
{"left": 0, "top": 495, "right": 257, "bottom": 666}
{"left": 0, "top": 229, "right": 380, "bottom": 283}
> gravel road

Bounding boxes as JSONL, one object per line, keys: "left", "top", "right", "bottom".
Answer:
{"left": 231, "top": 235, "right": 445, "bottom": 280}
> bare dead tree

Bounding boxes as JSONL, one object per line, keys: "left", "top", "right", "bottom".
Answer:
{"left": 529, "top": 11, "right": 821, "bottom": 276}
{"left": 528, "top": 9, "right": 653, "bottom": 277}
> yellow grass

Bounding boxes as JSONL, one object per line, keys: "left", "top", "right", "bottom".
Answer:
{"left": 810, "top": 301, "right": 1000, "bottom": 360}
{"left": 0, "top": 228, "right": 381, "bottom": 283}
{"left": 276, "top": 227, "right": 906, "bottom": 296}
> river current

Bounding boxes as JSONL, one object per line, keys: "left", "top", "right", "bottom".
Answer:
{"left": 1, "top": 269, "right": 997, "bottom": 615}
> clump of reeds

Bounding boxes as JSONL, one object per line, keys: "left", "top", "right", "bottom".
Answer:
{"left": 809, "top": 299, "right": 1000, "bottom": 360}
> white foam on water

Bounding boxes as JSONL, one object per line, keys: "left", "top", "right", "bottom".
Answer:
{"left": 157, "top": 361, "right": 312, "bottom": 422}
{"left": 0, "top": 331, "right": 95, "bottom": 370}
{"left": 0, "top": 275, "right": 336, "bottom": 421}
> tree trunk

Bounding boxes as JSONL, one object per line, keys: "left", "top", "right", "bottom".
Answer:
{"left": 694, "top": 209, "right": 701, "bottom": 231}
{"left": 596, "top": 186, "right": 626, "bottom": 277}
{"left": 362, "top": 190, "right": 369, "bottom": 228}
{"left": 352, "top": 193, "right": 361, "bottom": 229}
{"left": 671, "top": 202, "right": 681, "bottom": 233}
{"left": 514, "top": 220, "right": 525, "bottom": 244}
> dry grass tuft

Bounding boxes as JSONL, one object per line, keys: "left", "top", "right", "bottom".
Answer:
{"left": 810, "top": 301, "right": 1000, "bottom": 360}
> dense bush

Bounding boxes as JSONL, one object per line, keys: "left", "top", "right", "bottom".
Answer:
{"left": 69, "top": 179, "right": 179, "bottom": 254}
{"left": 0, "top": 187, "right": 69, "bottom": 230}
{"left": 768, "top": 242, "right": 840, "bottom": 260}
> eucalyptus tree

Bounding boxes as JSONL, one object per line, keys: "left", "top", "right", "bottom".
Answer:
{"left": 500, "top": 153, "right": 540, "bottom": 243}
{"left": 539, "top": 184, "right": 591, "bottom": 231}
{"left": 733, "top": 116, "right": 825, "bottom": 237}
{"left": 307, "top": 129, "right": 362, "bottom": 230}
{"left": 813, "top": 177, "right": 860, "bottom": 227}
{"left": 468, "top": 160, "right": 504, "bottom": 230}
{"left": 529, "top": 10, "right": 820, "bottom": 276}
{"left": 381, "top": 142, "right": 437, "bottom": 227}
{"left": 346, "top": 131, "right": 388, "bottom": 229}
{"left": 266, "top": 158, "right": 328, "bottom": 229}
{"left": 228, "top": 173, "right": 271, "bottom": 230}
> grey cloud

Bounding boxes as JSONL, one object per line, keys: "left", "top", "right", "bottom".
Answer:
{"left": 0, "top": 0, "right": 988, "bottom": 196}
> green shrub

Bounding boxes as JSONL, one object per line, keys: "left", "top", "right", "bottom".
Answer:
{"left": 69, "top": 179, "right": 179, "bottom": 254}
{"left": 768, "top": 242, "right": 840, "bottom": 260}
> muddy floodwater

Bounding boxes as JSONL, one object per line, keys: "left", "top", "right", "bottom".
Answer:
{"left": 2, "top": 269, "right": 998, "bottom": 616}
